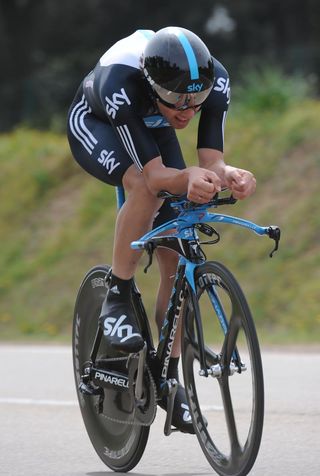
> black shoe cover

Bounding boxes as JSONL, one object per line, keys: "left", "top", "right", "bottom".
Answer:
{"left": 99, "top": 285, "right": 144, "bottom": 353}
{"left": 159, "top": 383, "right": 195, "bottom": 434}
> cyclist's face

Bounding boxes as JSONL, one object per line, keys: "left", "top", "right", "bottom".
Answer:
{"left": 157, "top": 100, "right": 199, "bottom": 129}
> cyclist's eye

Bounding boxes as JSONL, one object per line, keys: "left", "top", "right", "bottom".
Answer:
{"left": 176, "top": 104, "right": 202, "bottom": 111}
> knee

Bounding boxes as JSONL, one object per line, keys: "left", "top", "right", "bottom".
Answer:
{"left": 123, "top": 167, "right": 162, "bottom": 210}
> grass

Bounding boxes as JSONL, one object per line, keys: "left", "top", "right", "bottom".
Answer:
{"left": 0, "top": 72, "right": 319, "bottom": 345}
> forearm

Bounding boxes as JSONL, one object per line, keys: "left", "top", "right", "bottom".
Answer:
{"left": 198, "top": 148, "right": 228, "bottom": 185}
{"left": 198, "top": 147, "right": 256, "bottom": 199}
{"left": 143, "top": 155, "right": 223, "bottom": 203}
{"left": 143, "top": 157, "right": 191, "bottom": 195}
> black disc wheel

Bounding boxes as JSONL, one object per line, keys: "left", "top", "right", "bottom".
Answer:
{"left": 182, "top": 261, "right": 264, "bottom": 476}
{"left": 72, "top": 265, "right": 150, "bottom": 472}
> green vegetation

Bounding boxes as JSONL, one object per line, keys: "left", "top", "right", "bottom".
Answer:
{"left": 1, "top": 75, "right": 319, "bottom": 345}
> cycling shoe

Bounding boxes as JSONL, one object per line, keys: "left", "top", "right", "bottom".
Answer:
{"left": 159, "top": 383, "right": 195, "bottom": 434}
{"left": 99, "top": 285, "right": 144, "bottom": 353}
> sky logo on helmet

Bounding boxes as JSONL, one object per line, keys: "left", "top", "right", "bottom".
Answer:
{"left": 187, "top": 83, "right": 204, "bottom": 92}
{"left": 144, "top": 68, "right": 155, "bottom": 86}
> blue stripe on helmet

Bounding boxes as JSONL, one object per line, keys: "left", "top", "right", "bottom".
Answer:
{"left": 173, "top": 30, "right": 199, "bottom": 80}
{"left": 138, "top": 29, "right": 154, "bottom": 39}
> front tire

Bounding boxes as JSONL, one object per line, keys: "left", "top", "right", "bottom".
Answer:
{"left": 72, "top": 265, "right": 149, "bottom": 472}
{"left": 182, "top": 261, "right": 264, "bottom": 476}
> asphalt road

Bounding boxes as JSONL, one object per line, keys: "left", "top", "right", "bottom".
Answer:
{"left": 0, "top": 344, "right": 319, "bottom": 476}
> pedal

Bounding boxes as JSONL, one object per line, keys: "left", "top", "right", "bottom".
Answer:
{"left": 161, "top": 378, "right": 178, "bottom": 436}
{"left": 79, "top": 380, "right": 103, "bottom": 396}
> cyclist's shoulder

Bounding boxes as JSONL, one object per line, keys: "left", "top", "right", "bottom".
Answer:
{"left": 213, "top": 57, "right": 230, "bottom": 89}
{"left": 203, "top": 56, "right": 230, "bottom": 111}
{"left": 97, "top": 30, "right": 154, "bottom": 78}
{"left": 91, "top": 63, "right": 142, "bottom": 98}
{"left": 87, "top": 30, "right": 154, "bottom": 104}
{"left": 212, "top": 57, "right": 229, "bottom": 79}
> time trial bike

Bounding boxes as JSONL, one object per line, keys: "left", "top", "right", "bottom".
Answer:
{"left": 72, "top": 188, "right": 280, "bottom": 476}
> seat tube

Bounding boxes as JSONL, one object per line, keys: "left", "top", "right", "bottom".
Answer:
{"left": 116, "top": 185, "right": 125, "bottom": 209}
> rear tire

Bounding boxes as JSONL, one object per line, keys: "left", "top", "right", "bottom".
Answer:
{"left": 72, "top": 265, "right": 149, "bottom": 472}
{"left": 182, "top": 261, "right": 264, "bottom": 476}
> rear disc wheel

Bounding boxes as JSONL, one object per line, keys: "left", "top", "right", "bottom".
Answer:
{"left": 72, "top": 265, "right": 150, "bottom": 472}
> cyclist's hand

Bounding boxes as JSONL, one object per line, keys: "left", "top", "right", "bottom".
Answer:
{"left": 224, "top": 166, "right": 256, "bottom": 199}
{"left": 187, "top": 167, "right": 222, "bottom": 203}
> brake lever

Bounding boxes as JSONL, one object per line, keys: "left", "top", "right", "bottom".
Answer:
{"left": 143, "top": 242, "right": 155, "bottom": 273}
{"left": 267, "top": 226, "right": 281, "bottom": 257}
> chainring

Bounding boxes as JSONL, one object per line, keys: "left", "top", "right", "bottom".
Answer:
{"left": 93, "top": 356, "right": 157, "bottom": 427}
{"left": 128, "top": 357, "right": 157, "bottom": 426}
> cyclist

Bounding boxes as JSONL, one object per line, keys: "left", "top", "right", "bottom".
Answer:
{"left": 67, "top": 26, "right": 256, "bottom": 433}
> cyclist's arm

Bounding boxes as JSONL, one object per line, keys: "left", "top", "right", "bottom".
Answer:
{"left": 143, "top": 156, "right": 221, "bottom": 202}
{"left": 198, "top": 147, "right": 256, "bottom": 199}
{"left": 197, "top": 61, "right": 255, "bottom": 199}
{"left": 198, "top": 148, "right": 227, "bottom": 184}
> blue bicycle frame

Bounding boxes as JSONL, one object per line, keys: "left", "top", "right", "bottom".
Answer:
{"left": 122, "top": 186, "right": 280, "bottom": 379}
{"left": 113, "top": 185, "right": 280, "bottom": 435}
{"left": 131, "top": 196, "right": 280, "bottom": 293}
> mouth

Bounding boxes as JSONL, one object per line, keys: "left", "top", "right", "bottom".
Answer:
{"left": 176, "top": 116, "right": 190, "bottom": 125}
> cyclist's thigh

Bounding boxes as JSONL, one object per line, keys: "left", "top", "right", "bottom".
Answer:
{"left": 151, "top": 127, "right": 186, "bottom": 228}
{"left": 67, "top": 86, "right": 132, "bottom": 187}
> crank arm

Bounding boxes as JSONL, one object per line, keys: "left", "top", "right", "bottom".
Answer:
{"left": 163, "top": 378, "right": 178, "bottom": 436}
{"left": 135, "top": 343, "right": 147, "bottom": 401}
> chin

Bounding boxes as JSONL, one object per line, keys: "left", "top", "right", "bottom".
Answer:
{"left": 172, "top": 120, "right": 190, "bottom": 129}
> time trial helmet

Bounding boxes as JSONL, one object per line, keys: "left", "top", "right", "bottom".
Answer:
{"left": 143, "top": 27, "right": 214, "bottom": 110}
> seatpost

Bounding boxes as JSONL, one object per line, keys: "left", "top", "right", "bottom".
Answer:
{"left": 116, "top": 185, "right": 125, "bottom": 209}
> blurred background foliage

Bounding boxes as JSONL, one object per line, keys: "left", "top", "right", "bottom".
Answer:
{"left": 0, "top": 1, "right": 319, "bottom": 343}
{"left": 0, "top": 0, "right": 319, "bottom": 130}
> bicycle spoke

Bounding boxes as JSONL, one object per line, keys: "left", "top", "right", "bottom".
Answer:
{"left": 216, "top": 295, "right": 243, "bottom": 457}
{"left": 219, "top": 376, "right": 242, "bottom": 459}
{"left": 221, "top": 311, "right": 241, "bottom": 368}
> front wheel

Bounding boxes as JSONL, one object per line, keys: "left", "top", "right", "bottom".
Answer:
{"left": 72, "top": 265, "right": 150, "bottom": 472}
{"left": 182, "top": 261, "right": 264, "bottom": 476}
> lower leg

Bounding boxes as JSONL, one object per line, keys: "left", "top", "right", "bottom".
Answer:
{"left": 100, "top": 166, "right": 163, "bottom": 352}
{"left": 111, "top": 200, "right": 148, "bottom": 278}
{"left": 112, "top": 166, "right": 163, "bottom": 279}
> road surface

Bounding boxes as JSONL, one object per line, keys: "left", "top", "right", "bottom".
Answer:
{"left": 0, "top": 344, "right": 319, "bottom": 476}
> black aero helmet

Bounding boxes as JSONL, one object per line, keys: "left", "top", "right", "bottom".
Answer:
{"left": 143, "top": 26, "right": 214, "bottom": 108}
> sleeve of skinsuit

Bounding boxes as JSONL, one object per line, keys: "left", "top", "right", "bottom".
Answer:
{"left": 96, "top": 64, "right": 162, "bottom": 172}
{"left": 197, "top": 58, "right": 231, "bottom": 153}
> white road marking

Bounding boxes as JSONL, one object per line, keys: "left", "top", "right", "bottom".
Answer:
{"left": 200, "top": 404, "right": 223, "bottom": 412}
{"left": 0, "top": 397, "right": 77, "bottom": 406}
{"left": 0, "top": 345, "right": 71, "bottom": 354}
